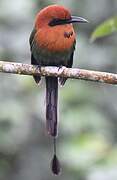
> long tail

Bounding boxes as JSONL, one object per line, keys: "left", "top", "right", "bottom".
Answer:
{"left": 46, "top": 76, "right": 61, "bottom": 175}
{"left": 46, "top": 76, "right": 58, "bottom": 137}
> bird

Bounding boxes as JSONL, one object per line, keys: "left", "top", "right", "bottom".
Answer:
{"left": 29, "top": 4, "right": 88, "bottom": 175}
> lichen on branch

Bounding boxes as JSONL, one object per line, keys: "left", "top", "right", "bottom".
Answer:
{"left": 0, "top": 61, "right": 117, "bottom": 85}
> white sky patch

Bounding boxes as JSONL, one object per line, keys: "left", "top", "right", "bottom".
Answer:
{"left": 0, "top": 0, "right": 33, "bottom": 18}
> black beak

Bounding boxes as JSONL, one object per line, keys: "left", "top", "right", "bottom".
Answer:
{"left": 68, "top": 16, "right": 88, "bottom": 23}
{"left": 49, "top": 16, "right": 88, "bottom": 26}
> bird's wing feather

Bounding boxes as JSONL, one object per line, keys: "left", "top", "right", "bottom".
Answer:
{"left": 29, "top": 28, "right": 41, "bottom": 84}
{"left": 29, "top": 28, "right": 37, "bottom": 50}
{"left": 67, "top": 40, "right": 76, "bottom": 68}
{"left": 59, "top": 40, "right": 76, "bottom": 86}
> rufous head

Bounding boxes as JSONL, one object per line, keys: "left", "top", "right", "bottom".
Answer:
{"left": 35, "top": 5, "right": 88, "bottom": 29}
{"left": 34, "top": 5, "right": 88, "bottom": 52}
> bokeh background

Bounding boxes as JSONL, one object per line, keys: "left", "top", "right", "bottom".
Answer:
{"left": 0, "top": 0, "right": 117, "bottom": 180}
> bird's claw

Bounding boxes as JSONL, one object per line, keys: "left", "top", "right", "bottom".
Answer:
{"left": 36, "top": 65, "right": 41, "bottom": 73}
{"left": 58, "top": 66, "right": 66, "bottom": 73}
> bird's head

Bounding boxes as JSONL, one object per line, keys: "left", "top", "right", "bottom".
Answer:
{"left": 35, "top": 5, "right": 88, "bottom": 29}
{"left": 34, "top": 5, "right": 88, "bottom": 52}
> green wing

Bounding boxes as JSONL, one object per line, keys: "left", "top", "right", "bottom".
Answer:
{"left": 29, "top": 28, "right": 41, "bottom": 84}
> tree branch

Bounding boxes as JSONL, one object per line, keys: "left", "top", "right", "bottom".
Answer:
{"left": 0, "top": 61, "right": 117, "bottom": 85}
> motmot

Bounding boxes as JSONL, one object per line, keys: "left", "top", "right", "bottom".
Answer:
{"left": 29, "top": 4, "right": 88, "bottom": 175}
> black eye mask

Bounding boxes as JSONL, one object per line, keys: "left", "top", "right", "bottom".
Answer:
{"left": 49, "top": 16, "right": 88, "bottom": 26}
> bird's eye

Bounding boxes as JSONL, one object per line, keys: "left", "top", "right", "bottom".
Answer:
{"left": 49, "top": 18, "right": 61, "bottom": 26}
{"left": 49, "top": 18, "right": 71, "bottom": 26}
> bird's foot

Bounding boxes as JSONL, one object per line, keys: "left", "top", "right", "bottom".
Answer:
{"left": 35, "top": 64, "right": 41, "bottom": 73}
{"left": 58, "top": 66, "right": 67, "bottom": 86}
{"left": 34, "top": 65, "right": 41, "bottom": 85}
{"left": 58, "top": 65, "right": 66, "bottom": 72}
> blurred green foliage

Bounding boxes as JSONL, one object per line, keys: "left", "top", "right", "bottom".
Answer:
{"left": 91, "top": 16, "right": 117, "bottom": 41}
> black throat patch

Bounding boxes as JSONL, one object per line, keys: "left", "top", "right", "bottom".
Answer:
{"left": 64, "top": 31, "right": 73, "bottom": 38}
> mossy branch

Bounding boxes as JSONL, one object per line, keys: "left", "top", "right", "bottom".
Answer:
{"left": 0, "top": 61, "right": 117, "bottom": 85}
